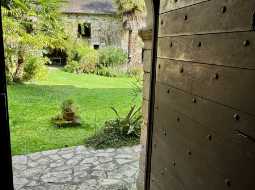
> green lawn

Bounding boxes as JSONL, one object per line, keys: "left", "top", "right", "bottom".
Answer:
{"left": 8, "top": 67, "right": 141, "bottom": 155}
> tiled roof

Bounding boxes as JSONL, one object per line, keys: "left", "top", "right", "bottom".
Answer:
{"left": 61, "top": 0, "right": 117, "bottom": 14}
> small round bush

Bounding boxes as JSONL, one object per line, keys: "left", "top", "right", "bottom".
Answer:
{"left": 98, "top": 47, "right": 128, "bottom": 67}
{"left": 64, "top": 60, "right": 80, "bottom": 73}
{"left": 23, "top": 55, "right": 49, "bottom": 81}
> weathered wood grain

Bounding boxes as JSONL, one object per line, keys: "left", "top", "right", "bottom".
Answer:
{"left": 160, "top": 0, "right": 208, "bottom": 13}
{"left": 151, "top": 132, "right": 255, "bottom": 190}
{"left": 158, "top": 32, "right": 255, "bottom": 69}
{"left": 154, "top": 82, "right": 255, "bottom": 139}
{"left": 159, "top": 0, "right": 255, "bottom": 36}
{"left": 156, "top": 58, "right": 255, "bottom": 115}
{"left": 150, "top": 105, "right": 255, "bottom": 190}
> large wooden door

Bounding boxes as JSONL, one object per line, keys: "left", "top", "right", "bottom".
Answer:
{"left": 148, "top": 0, "right": 255, "bottom": 189}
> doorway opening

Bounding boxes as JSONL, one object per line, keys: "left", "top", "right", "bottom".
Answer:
{"left": 45, "top": 48, "right": 68, "bottom": 66}
{"left": 1, "top": 0, "right": 153, "bottom": 189}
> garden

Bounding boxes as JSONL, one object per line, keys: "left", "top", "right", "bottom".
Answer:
{"left": 8, "top": 68, "right": 142, "bottom": 155}
{"left": 2, "top": 0, "right": 144, "bottom": 155}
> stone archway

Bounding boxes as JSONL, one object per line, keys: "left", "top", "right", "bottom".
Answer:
{"left": 137, "top": 0, "right": 155, "bottom": 189}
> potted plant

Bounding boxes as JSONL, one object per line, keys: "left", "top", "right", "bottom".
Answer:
{"left": 62, "top": 99, "right": 76, "bottom": 121}
{"left": 52, "top": 99, "right": 81, "bottom": 128}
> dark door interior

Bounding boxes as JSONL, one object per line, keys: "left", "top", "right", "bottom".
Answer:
{"left": 0, "top": 7, "right": 14, "bottom": 190}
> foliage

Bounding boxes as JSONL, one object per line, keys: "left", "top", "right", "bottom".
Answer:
{"left": 114, "top": 0, "right": 146, "bottom": 31}
{"left": 98, "top": 47, "right": 128, "bottom": 67}
{"left": 1, "top": 0, "right": 10, "bottom": 8}
{"left": 110, "top": 105, "right": 142, "bottom": 136}
{"left": 85, "top": 126, "right": 140, "bottom": 149}
{"left": 64, "top": 60, "right": 80, "bottom": 73}
{"left": 86, "top": 105, "right": 142, "bottom": 149}
{"left": 96, "top": 67, "right": 119, "bottom": 77}
{"left": 65, "top": 39, "right": 90, "bottom": 62}
{"left": 64, "top": 39, "right": 99, "bottom": 74}
{"left": 65, "top": 43, "right": 128, "bottom": 76}
{"left": 95, "top": 47, "right": 128, "bottom": 77}
{"left": 130, "top": 76, "right": 143, "bottom": 101}
{"left": 114, "top": 0, "right": 145, "bottom": 14}
{"left": 61, "top": 99, "right": 77, "bottom": 113}
{"left": 79, "top": 49, "right": 98, "bottom": 73}
{"left": 114, "top": 0, "right": 145, "bottom": 67}
{"left": 127, "top": 65, "right": 143, "bottom": 77}
{"left": 2, "top": 0, "right": 67, "bottom": 82}
{"left": 23, "top": 55, "right": 49, "bottom": 81}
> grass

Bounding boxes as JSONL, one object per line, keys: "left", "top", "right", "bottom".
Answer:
{"left": 7, "top": 67, "right": 141, "bottom": 155}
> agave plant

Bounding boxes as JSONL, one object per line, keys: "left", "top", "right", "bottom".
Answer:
{"left": 86, "top": 105, "right": 142, "bottom": 149}
{"left": 107, "top": 105, "right": 142, "bottom": 136}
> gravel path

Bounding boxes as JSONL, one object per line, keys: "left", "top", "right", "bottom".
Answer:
{"left": 12, "top": 145, "right": 141, "bottom": 190}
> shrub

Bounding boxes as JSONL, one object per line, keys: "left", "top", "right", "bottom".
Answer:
{"left": 96, "top": 67, "right": 119, "bottom": 77}
{"left": 65, "top": 39, "right": 99, "bottom": 74}
{"left": 127, "top": 65, "right": 143, "bottom": 77}
{"left": 65, "top": 41, "right": 129, "bottom": 77}
{"left": 79, "top": 49, "right": 98, "bottom": 73}
{"left": 23, "top": 55, "right": 49, "bottom": 81}
{"left": 98, "top": 47, "right": 128, "bottom": 67}
{"left": 85, "top": 105, "right": 142, "bottom": 149}
{"left": 130, "top": 77, "right": 143, "bottom": 101}
{"left": 64, "top": 60, "right": 80, "bottom": 73}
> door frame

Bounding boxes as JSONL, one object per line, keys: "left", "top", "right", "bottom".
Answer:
{"left": 0, "top": 6, "right": 15, "bottom": 190}
{"left": 145, "top": 0, "right": 160, "bottom": 190}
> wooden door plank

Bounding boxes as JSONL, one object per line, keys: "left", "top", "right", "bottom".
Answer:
{"left": 158, "top": 32, "right": 255, "bottom": 69}
{"left": 160, "top": 0, "right": 208, "bottom": 14}
{"left": 156, "top": 58, "right": 255, "bottom": 115}
{"left": 159, "top": 0, "right": 255, "bottom": 36}
{"left": 155, "top": 83, "right": 255, "bottom": 139}
{"left": 150, "top": 106, "right": 255, "bottom": 190}
{"left": 152, "top": 131, "right": 255, "bottom": 190}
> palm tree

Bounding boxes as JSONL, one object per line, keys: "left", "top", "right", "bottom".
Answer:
{"left": 114, "top": 0, "right": 146, "bottom": 65}
{"left": 1, "top": 0, "right": 10, "bottom": 8}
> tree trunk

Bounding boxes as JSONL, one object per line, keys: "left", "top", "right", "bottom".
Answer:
{"left": 13, "top": 49, "right": 24, "bottom": 82}
{"left": 128, "top": 30, "right": 132, "bottom": 64}
{"left": 128, "top": 29, "right": 139, "bottom": 66}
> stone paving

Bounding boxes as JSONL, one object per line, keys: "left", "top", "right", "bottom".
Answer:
{"left": 12, "top": 145, "right": 141, "bottom": 190}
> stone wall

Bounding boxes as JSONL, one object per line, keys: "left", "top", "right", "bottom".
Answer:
{"left": 62, "top": 13, "right": 129, "bottom": 51}
{"left": 136, "top": 0, "right": 153, "bottom": 189}
{"left": 136, "top": 33, "right": 152, "bottom": 190}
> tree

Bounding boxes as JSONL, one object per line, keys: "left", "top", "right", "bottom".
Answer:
{"left": 114, "top": 0, "right": 146, "bottom": 65}
{"left": 1, "top": 0, "right": 10, "bottom": 8}
{"left": 1, "top": 0, "right": 67, "bottom": 82}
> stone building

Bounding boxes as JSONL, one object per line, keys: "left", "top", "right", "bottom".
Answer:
{"left": 61, "top": 0, "right": 129, "bottom": 51}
